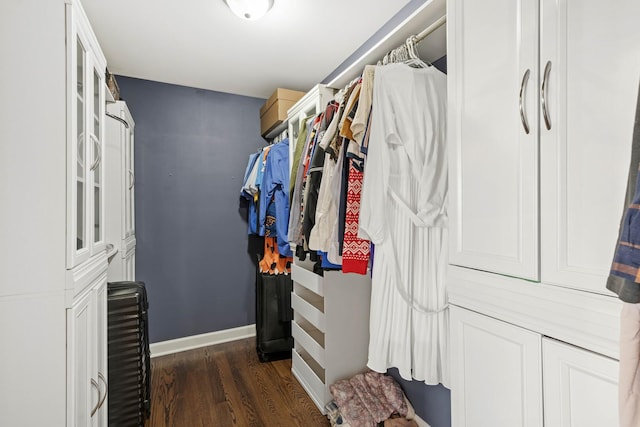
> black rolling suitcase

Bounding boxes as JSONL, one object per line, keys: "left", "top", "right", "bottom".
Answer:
{"left": 107, "top": 281, "right": 151, "bottom": 426}
{"left": 255, "top": 259, "right": 294, "bottom": 362}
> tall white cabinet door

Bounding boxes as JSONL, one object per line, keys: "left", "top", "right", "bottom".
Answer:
{"left": 543, "top": 338, "right": 619, "bottom": 427}
{"left": 125, "top": 127, "right": 135, "bottom": 239}
{"left": 448, "top": 0, "right": 540, "bottom": 281}
{"left": 539, "top": 0, "right": 640, "bottom": 293}
{"left": 450, "top": 306, "right": 543, "bottom": 427}
{"left": 94, "top": 280, "right": 108, "bottom": 426}
{"left": 66, "top": 0, "right": 107, "bottom": 269}
{"left": 125, "top": 248, "right": 136, "bottom": 281}
{"left": 67, "top": 291, "right": 96, "bottom": 427}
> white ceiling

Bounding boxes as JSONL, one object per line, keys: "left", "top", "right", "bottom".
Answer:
{"left": 81, "top": 0, "right": 414, "bottom": 99}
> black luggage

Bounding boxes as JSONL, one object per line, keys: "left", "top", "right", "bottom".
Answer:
{"left": 255, "top": 261, "right": 293, "bottom": 362}
{"left": 107, "top": 281, "right": 151, "bottom": 426}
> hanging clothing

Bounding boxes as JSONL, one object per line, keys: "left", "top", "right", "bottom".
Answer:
{"left": 259, "top": 236, "right": 292, "bottom": 275}
{"left": 606, "top": 84, "right": 640, "bottom": 427}
{"left": 259, "top": 139, "right": 292, "bottom": 257}
{"left": 359, "top": 63, "right": 449, "bottom": 386}
{"left": 303, "top": 103, "right": 339, "bottom": 249}
{"left": 289, "top": 115, "right": 322, "bottom": 249}
{"left": 240, "top": 151, "right": 262, "bottom": 235}
{"left": 290, "top": 116, "right": 311, "bottom": 201}
{"left": 608, "top": 84, "right": 640, "bottom": 301}
{"left": 342, "top": 158, "right": 369, "bottom": 274}
{"left": 288, "top": 117, "right": 316, "bottom": 244}
{"left": 309, "top": 100, "right": 348, "bottom": 258}
{"left": 351, "top": 65, "right": 376, "bottom": 154}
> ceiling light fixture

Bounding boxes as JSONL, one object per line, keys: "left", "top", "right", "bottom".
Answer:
{"left": 224, "top": 0, "right": 274, "bottom": 21}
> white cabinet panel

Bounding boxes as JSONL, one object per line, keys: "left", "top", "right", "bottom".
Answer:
{"left": 67, "top": 277, "right": 108, "bottom": 427}
{"left": 290, "top": 264, "right": 371, "bottom": 414}
{"left": 0, "top": 293, "right": 66, "bottom": 426}
{"left": 543, "top": 338, "right": 619, "bottom": 427}
{"left": 539, "top": 0, "right": 640, "bottom": 293}
{"left": 67, "top": 290, "right": 95, "bottom": 427}
{"left": 94, "top": 280, "right": 108, "bottom": 427}
{"left": 450, "top": 306, "right": 543, "bottom": 427}
{"left": 66, "top": 0, "right": 106, "bottom": 269}
{"left": 448, "top": 0, "right": 539, "bottom": 280}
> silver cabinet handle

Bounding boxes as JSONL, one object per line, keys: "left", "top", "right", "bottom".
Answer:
{"left": 519, "top": 69, "right": 531, "bottom": 134}
{"left": 542, "top": 60, "right": 552, "bottom": 130}
{"left": 98, "top": 372, "right": 108, "bottom": 409}
{"left": 128, "top": 170, "right": 135, "bottom": 190}
{"left": 90, "top": 378, "right": 101, "bottom": 417}
{"left": 90, "top": 136, "right": 102, "bottom": 171}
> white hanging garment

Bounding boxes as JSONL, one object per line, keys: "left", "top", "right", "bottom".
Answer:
{"left": 359, "top": 63, "right": 449, "bottom": 387}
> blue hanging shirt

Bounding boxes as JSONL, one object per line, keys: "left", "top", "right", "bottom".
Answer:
{"left": 259, "top": 139, "right": 292, "bottom": 257}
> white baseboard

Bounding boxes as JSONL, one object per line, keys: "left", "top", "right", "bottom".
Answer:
{"left": 414, "top": 414, "right": 431, "bottom": 427}
{"left": 150, "top": 324, "right": 256, "bottom": 358}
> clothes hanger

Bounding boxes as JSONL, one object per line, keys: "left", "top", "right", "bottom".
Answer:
{"left": 403, "top": 36, "right": 431, "bottom": 68}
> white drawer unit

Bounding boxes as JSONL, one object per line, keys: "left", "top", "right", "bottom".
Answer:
{"left": 290, "top": 261, "right": 371, "bottom": 414}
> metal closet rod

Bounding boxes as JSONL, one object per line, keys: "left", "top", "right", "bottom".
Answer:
{"left": 414, "top": 15, "right": 447, "bottom": 44}
{"left": 106, "top": 111, "right": 130, "bottom": 128}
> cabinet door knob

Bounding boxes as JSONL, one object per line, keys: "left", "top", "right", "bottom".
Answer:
{"left": 519, "top": 69, "right": 531, "bottom": 134}
{"left": 542, "top": 60, "right": 552, "bottom": 130}
{"left": 90, "top": 378, "right": 101, "bottom": 417}
{"left": 128, "top": 170, "right": 135, "bottom": 190}
{"left": 97, "top": 372, "right": 108, "bottom": 409}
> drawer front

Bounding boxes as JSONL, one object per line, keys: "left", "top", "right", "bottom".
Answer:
{"left": 292, "top": 321, "right": 325, "bottom": 367}
{"left": 292, "top": 349, "right": 327, "bottom": 414}
{"left": 292, "top": 263, "right": 324, "bottom": 296}
{"left": 291, "top": 292, "right": 326, "bottom": 332}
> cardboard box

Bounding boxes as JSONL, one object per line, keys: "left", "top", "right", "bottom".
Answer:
{"left": 260, "top": 88, "right": 305, "bottom": 136}
{"left": 105, "top": 68, "right": 120, "bottom": 101}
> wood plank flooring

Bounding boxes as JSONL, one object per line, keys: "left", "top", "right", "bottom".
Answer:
{"left": 148, "top": 337, "right": 330, "bottom": 427}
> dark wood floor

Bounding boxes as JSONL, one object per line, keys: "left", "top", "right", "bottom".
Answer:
{"left": 148, "top": 337, "right": 330, "bottom": 427}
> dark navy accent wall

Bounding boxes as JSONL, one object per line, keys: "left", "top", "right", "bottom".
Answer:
{"left": 116, "top": 76, "right": 265, "bottom": 343}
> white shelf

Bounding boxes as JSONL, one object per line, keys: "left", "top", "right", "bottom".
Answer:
{"left": 290, "top": 263, "right": 371, "bottom": 414}
{"left": 292, "top": 348, "right": 327, "bottom": 413}
{"left": 292, "top": 320, "right": 325, "bottom": 367}
{"left": 291, "top": 262, "right": 324, "bottom": 296}
{"left": 291, "top": 290, "right": 325, "bottom": 332}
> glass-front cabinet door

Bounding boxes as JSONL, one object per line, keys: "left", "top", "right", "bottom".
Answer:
{"left": 125, "top": 126, "right": 135, "bottom": 238}
{"left": 67, "top": 1, "right": 107, "bottom": 269}
{"left": 89, "top": 64, "right": 105, "bottom": 255}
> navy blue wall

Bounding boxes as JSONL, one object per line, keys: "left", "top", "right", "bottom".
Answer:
{"left": 116, "top": 76, "right": 265, "bottom": 343}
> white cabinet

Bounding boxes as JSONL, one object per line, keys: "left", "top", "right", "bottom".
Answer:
{"left": 539, "top": 0, "right": 640, "bottom": 293}
{"left": 290, "top": 261, "right": 371, "bottom": 413}
{"left": 543, "top": 338, "right": 619, "bottom": 427}
{"left": 65, "top": 1, "right": 110, "bottom": 426}
{"left": 287, "top": 84, "right": 335, "bottom": 174}
{"left": 67, "top": 277, "right": 108, "bottom": 427}
{"left": 106, "top": 100, "right": 136, "bottom": 282}
{"left": 451, "top": 306, "right": 619, "bottom": 427}
{"left": 1, "top": 0, "right": 108, "bottom": 426}
{"left": 124, "top": 246, "right": 136, "bottom": 281}
{"left": 66, "top": 0, "right": 107, "bottom": 270}
{"left": 450, "top": 306, "right": 543, "bottom": 427}
{"left": 448, "top": 0, "right": 640, "bottom": 289}
{"left": 448, "top": 1, "right": 637, "bottom": 424}
{"left": 448, "top": 0, "right": 540, "bottom": 281}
